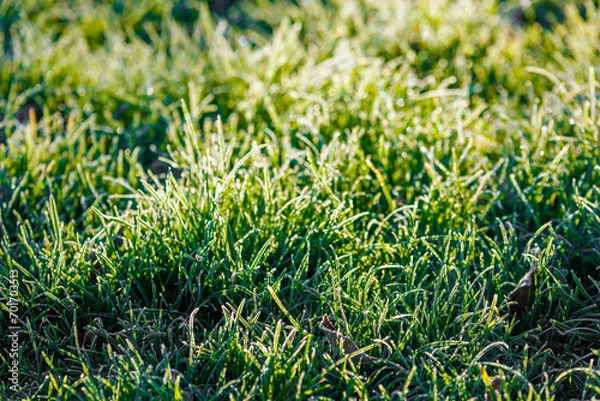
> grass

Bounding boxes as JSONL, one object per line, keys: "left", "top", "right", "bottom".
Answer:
{"left": 0, "top": 0, "right": 599, "bottom": 399}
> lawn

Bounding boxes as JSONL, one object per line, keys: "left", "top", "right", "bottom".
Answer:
{"left": 1, "top": 0, "right": 599, "bottom": 399}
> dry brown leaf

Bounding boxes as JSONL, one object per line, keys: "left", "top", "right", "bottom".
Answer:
{"left": 15, "top": 100, "right": 42, "bottom": 123}
{"left": 484, "top": 376, "right": 504, "bottom": 401}
{"left": 319, "top": 315, "right": 376, "bottom": 366}
{"left": 148, "top": 160, "right": 182, "bottom": 179}
{"left": 87, "top": 251, "right": 104, "bottom": 284}
{"left": 321, "top": 314, "right": 336, "bottom": 331}
{"left": 508, "top": 269, "right": 534, "bottom": 313}
{"left": 82, "top": 329, "right": 106, "bottom": 348}
{"left": 481, "top": 366, "right": 504, "bottom": 401}
{"left": 508, "top": 246, "right": 541, "bottom": 314}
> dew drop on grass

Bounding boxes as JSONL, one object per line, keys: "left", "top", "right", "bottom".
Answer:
{"left": 145, "top": 79, "right": 154, "bottom": 96}
{"left": 238, "top": 36, "right": 250, "bottom": 47}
